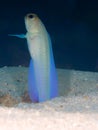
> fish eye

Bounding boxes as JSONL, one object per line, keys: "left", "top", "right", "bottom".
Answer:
{"left": 28, "top": 14, "right": 34, "bottom": 19}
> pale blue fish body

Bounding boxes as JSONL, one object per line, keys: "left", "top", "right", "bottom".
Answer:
{"left": 9, "top": 13, "right": 58, "bottom": 102}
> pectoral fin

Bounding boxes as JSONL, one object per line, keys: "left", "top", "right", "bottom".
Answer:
{"left": 8, "top": 34, "right": 26, "bottom": 38}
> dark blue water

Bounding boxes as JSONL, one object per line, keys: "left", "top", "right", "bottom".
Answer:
{"left": 0, "top": 0, "right": 98, "bottom": 72}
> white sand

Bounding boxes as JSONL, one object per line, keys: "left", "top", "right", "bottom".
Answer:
{"left": 0, "top": 66, "right": 98, "bottom": 130}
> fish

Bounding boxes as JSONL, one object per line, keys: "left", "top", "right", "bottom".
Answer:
{"left": 9, "top": 13, "right": 58, "bottom": 102}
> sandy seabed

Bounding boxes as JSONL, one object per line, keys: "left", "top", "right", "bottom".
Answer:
{"left": 0, "top": 66, "right": 98, "bottom": 130}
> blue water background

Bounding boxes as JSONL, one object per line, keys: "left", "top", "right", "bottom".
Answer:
{"left": 0, "top": 0, "right": 98, "bottom": 72}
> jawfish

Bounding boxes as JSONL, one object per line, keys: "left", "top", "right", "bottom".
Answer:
{"left": 9, "top": 13, "right": 58, "bottom": 102}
